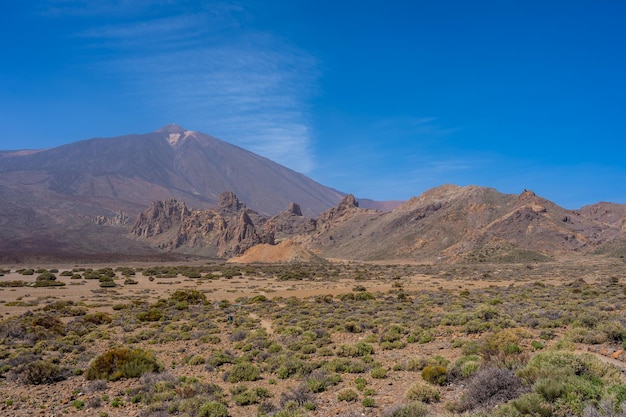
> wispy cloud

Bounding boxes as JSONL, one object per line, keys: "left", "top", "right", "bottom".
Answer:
{"left": 48, "top": 1, "right": 318, "bottom": 173}
{"left": 43, "top": 0, "right": 179, "bottom": 17}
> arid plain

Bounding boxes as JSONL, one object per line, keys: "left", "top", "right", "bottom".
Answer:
{"left": 2, "top": 256, "right": 626, "bottom": 417}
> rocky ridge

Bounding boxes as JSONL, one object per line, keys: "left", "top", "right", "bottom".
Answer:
{"left": 131, "top": 185, "right": 626, "bottom": 262}
{"left": 131, "top": 193, "right": 273, "bottom": 258}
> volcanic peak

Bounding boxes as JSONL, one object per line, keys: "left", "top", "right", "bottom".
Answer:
{"left": 157, "top": 124, "right": 196, "bottom": 147}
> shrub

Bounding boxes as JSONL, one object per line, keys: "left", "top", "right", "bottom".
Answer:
{"left": 185, "top": 355, "right": 206, "bottom": 366}
{"left": 371, "top": 367, "right": 388, "bottom": 379}
{"left": 362, "top": 397, "right": 376, "bottom": 407}
{"left": 336, "top": 342, "right": 374, "bottom": 357}
{"left": 421, "top": 365, "right": 447, "bottom": 386}
{"left": 279, "top": 384, "right": 314, "bottom": 407}
{"left": 406, "top": 380, "right": 440, "bottom": 403}
{"left": 19, "top": 360, "right": 66, "bottom": 385}
{"left": 198, "top": 401, "right": 228, "bottom": 417}
{"left": 231, "top": 386, "right": 259, "bottom": 406}
{"left": 382, "top": 401, "right": 428, "bottom": 417}
{"left": 170, "top": 289, "right": 206, "bottom": 304}
{"left": 406, "top": 357, "right": 428, "bottom": 372}
{"left": 83, "top": 312, "right": 112, "bottom": 325}
{"left": 306, "top": 370, "right": 329, "bottom": 393}
{"left": 458, "top": 366, "right": 527, "bottom": 412}
{"left": 227, "top": 362, "right": 261, "bottom": 383}
{"left": 136, "top": 308, "right": 164, "bottom": 322}
{"left": 37, "top": 271, "right": 57, "bottom": 281}
{"left": 448, "top": 354, "right": 481, "bottom": 381}
{"left": 85, "top": 347, "right": 163, "bottom": 381}
{"left": 208, "top": 351, "right": 234, "bottom": 367}
{"left": 337, "top": 388, "right": 359, "bottom": 402}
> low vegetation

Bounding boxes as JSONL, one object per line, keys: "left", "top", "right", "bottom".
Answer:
{"left": 0, "top": 259, "right": 625, "bottom": 416}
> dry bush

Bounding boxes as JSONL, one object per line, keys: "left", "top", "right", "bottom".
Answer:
{"left": 406, "top": 380, "right": 440, "bottom": 403}
{"left": 19, "top": 360, "right": 67, "bottom": 385}
{"left": 279, "top": 384, "right": 314, "bottom": 408}
{"left": 457, "top": 366, "right": 527, "bottom": 412}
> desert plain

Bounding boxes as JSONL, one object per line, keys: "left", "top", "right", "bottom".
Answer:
{"left": 1, "top": 256, "right": 626, "bottom": 417}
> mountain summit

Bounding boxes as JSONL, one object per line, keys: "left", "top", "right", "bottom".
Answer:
{"left": 0, "top": 126, "right": 344, "bottom": 217}
{"left": 0, "top": 126, "right": 345, "bottom": 259}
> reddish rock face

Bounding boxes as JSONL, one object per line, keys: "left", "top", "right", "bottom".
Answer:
{"left": 131, "top": 192, "right": 273, "bottom": 258}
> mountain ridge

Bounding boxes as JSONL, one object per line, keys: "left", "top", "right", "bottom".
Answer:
{"left": 1, "top": 126, "right": 624, "bottom": 262}
{"left": 128, "top": 186, "right": 626, "bottom": 263}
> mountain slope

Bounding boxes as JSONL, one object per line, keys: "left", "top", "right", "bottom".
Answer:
{"left": 301, "top": 185, "right": 626, "bottom": 262}
{"left": 0, "top": 125, "right": 344, "bottom": 217}
{"left": 0, "top": 125, "right": 349, "bottom": 260}
{"left": 123, "top": 185, "right": 626, "bottom": 263}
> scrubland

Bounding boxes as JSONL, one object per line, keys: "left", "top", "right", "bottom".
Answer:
{"left": 1, "top": 257, "right": 626, "bottom": 417}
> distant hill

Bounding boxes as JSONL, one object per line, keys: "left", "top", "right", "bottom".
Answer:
{"left": 130, "top": 186, "right": 626, "bottom": 263}
{"left": 298, "top": 185, "right": 626, "bottom": 262}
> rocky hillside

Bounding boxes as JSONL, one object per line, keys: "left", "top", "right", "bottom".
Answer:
{"left": 300, "top": 185, "right": 626, "bottom": 262}
{"left": 0, "top": 125, "right": 353, "bottom": 260}
{"left": 128, "top": 185, "right": 625, "bottom": 262}
{"left": 131, "top": 192, "right": 273, "bottom": 258}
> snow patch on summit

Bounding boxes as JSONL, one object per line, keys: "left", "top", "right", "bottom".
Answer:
{"left": 167, "top": 130, "right": 196, "bottom": 147}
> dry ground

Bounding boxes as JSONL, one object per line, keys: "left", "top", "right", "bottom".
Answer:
{"left": 1, "top": 256, "right": 626, "bottom": 417}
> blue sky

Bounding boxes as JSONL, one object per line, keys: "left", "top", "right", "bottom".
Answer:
{"left": 1, "top": 1, "right": 625, "bottom": 209}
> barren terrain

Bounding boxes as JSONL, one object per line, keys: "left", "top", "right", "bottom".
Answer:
{"left": 1, "top": 256, "right": 626, "bottom": 417}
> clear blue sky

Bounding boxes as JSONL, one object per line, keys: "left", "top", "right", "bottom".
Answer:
{"left": 1, "top": 1, "right": 625, "bottom": 209}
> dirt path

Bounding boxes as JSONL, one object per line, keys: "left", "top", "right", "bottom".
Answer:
{"left": 248, "top": 312, "right": 273, "bottom": 335}
{"left": 576, "top": 349, "right": 626, "bottom": 382}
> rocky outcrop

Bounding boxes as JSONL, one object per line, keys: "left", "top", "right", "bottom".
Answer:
{"left": 92, "top": 210, "right": 130, "bottom": 226}
{"left": 217, "top": 210, "right": 273, "bottom": 257}
{"left": 263, "top": 202, "right": 317, "bottom": 239}
{"left": 218, "top": 191, "right": 244, "bottom": 213}
{"left": 315, "top": 194, "right": 363, "bottom": 231}
{"left": 131, "top": 199, "right": 191, "bottom": 238}
{"left": 131, "top": 192, "right": 272, "bottom": 257}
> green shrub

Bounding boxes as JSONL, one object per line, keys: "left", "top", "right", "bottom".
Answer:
{"left": 185, "top": 354, "right": 206, "bottom": 366}
{"left": 421, "top": 365, "right": 447, "bottom": 386}
{"left": 513, "top": 351, "right": 622, "bottom": 415}
{"left": 371, "top": 367, "right": 388, "bottom": 379}
{"left": 198, "top": 401, "right": 228, "bottom": 417}
{"left": 83, "top": 312, "right": 112, "bottom": 325}
{"left": 383, "top": 401, "right": 428, "bottom": 417}
{"left": 337, "top": 388, "right": 358, "bottom": 402}
{"left": 208, "top": 351, "right": 233, "bottom": 367}
{"left": 232, "top": 387, "right": 259, "bottom": 406}
{"left": 406, "top": 380, "right": 440, "bottom": 403}
{"left": 33, "top": 276, "right": 65, "bottom": 287}
{"left": 306, "top": 370, "right": 329, "bottom": 393}
{"left": 336, "top": 342, "right": 374, "bottom": 357}
{"left": 406, "top": 357, "right": 427, "bottom": 372}
{"left": 228, "top": 362, "right": 261, "bottom": 383}
{"left": 448, "top": 355, "right": 481, "bottom": 380}
{"left": 170, "top": 289, "right": 206, "bottom": 304}
{"left": 85, "top": 347, "right": 163, "bottom": 381}
{"left": 362, "top": 397, "right": 376, "bottom": 407}
{"left": 136, "top": 308, "right": 164, "bottom": 322}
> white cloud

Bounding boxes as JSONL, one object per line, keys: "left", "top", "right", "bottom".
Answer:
{"left": 50, "top": 1, "right": 319, "bottom": 173}
{"left": 43, "top": 0, "right": 179, "bottom": 17}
